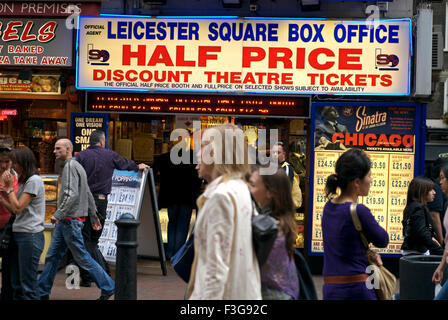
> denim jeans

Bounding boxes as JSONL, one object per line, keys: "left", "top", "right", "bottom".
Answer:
{"left": 166, "top": 204, "right": 193, "bottom": 259}
{"left": 38, "top": 219, "right": 115, "bottom": 297}
{"left": 10, "top": 231, "right": 44, "bottom": 300}
{"left": 435, "top": 280, "right": 448, "bottom": 300}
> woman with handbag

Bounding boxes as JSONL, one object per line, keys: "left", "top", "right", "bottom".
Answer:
{"left": 432, "top": 165, "right": 448, "bottom": 300}
{"left": 0, "top": 146, "right": 45, "bottom": 300}
{"left": 322, "top": 148, "right": 389, "bottom": 300}
{"left": 0, "top": 135, "right": 19, "bottom": 300}
{"left": 401, "top": 177, "right": 444, "bottom": 256}
{"left": 248, "top": 167, "right": 299, "bottom": 300}
{"left": 186, "top": 124, "right": 261, "bottom": 300}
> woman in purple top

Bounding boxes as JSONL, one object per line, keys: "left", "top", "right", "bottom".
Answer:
{"left": 322, "top": 148, "right": 389, "bottom": 300}
{"left": 249, "top": 167, "right": 299, "bottom": 300}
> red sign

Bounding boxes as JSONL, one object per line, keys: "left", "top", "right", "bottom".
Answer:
{"left": 0, "top": 109, "right": 17, "bottom": 116}
{"left": 0, "top": 2, "right": 101, "bottom": 17}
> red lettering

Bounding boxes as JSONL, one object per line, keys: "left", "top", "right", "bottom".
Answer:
{"left": 3, "top": 21, "right": 22, "bottom": 41}
{"left": 123, "top": 45, "right": 146, "bottom": 66}
{"left": 339, "top": 49, "right": 362, "bottom": 70}
{"left": 175, "top": 46, "right": 195, "bottom": 67}
{"left": 268, "top": 47, "right": 292, "bottom": 69}
{"left": 37, "top": 21, "right": 57, "bottom": 42}
{"left": 242, "top": 47, "right": 265, "bottom": 68}
{"left": 308, "top": 48, "right": 335, "bottom": 70}
{"left": 20, "top": 21, "right": 37, "bottom": 42}
{"left": 198, "top": 46, "right": 221, "bottom": 67}
{"left": 148, "top": 45, "right": 174, "bottom": 66}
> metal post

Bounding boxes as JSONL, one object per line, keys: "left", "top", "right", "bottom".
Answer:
{"left": 114, "top": 213, "right": 140, "bottom": 300}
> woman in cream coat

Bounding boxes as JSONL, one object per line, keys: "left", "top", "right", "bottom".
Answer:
{"left": 186, "top": 124, "right": 261, "bottom": 300}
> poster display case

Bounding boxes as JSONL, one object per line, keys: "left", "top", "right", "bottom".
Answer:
{"left": 308, "top": 102, "right": 426, "bottom": 257}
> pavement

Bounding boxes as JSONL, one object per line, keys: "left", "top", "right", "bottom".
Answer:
{"left": 35, "top": 258, "right": 327, "bottom": 300}
{"left": 3, "top": 258, "right": 402, "bottom": 300}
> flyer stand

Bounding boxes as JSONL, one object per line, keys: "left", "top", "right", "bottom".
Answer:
{"left": 99, "top": 168, "right": 167, "bottom": 276}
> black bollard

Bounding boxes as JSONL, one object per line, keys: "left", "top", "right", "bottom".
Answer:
{"left": 115, "top": 213, "right": 140, "bottom": 300}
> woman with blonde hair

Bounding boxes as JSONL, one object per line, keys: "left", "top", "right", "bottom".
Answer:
{"left": 187, "top": 124, "right": 261, "bottom": 300}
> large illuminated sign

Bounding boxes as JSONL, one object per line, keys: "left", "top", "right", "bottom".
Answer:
{"left": 76, "top": 16, "right": 411, "bottom": 95}
{"left": 86, "top": 92, "right": 310, "bottom": 118}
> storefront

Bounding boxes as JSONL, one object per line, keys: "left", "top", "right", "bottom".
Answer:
{"left": 75, "top": 15, "right": 416, "bottom": 254}
{"left": 0, "top": 1, "right": 102, "bottom": 263}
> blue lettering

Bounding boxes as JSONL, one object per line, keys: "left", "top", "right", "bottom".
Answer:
{"left": 208, "top": 22, "right": 218, "bottom": 41}
{"left": 389, "top": 25, "right": 399, "bottom": 43}
{"left": 268, "top": 24, "right": 278, "bottom": 41}
{"left": 347, "top": 24, "right": 357, "bottom": 43}
{"left": 157, "top": 22, "right": 166, "bottom": 40}
{"left": 133, "top": 21, "right": 144, "bottom": 40}
{"left": 375, "top": 24, "right": 387, "bottom": 43}
{"left": 243, "top": 23, "right": 255, "bottom": 41}
{"left": 178, "top": 22, "right": 188, "bottom": 40}
{"left": 190, "top": 23, "right": 199, "bottom": 40}
{"left": 167, "top": 22, "right": 177, "bottom": 40}
{"left": 220, "top": 23, "right": 232, "bottom": 41}
{"left": 300, "top": 24, "right": 313, "bottom": 42}
{"left": 117, "top": 21, "right": 127, "bottom": 39}
{"left": 232, "top": 23, "right": 243, "bottom": 41}
{"left": 358, "top": 24, "right": 368, "bottom": 42}
{"left": 288, "top": 24, "right": 299, "bottom": 41}
{"left": 312, "top": 24, "right": 324, "bottom": 42}
{"left": 256, "top": 23, "right": 267, "bottom": 41}
{"left": 334, "top": 24, "right": 345, "bottom": 43}
{"left": 107, "top": 21, "right": 116, "bottom": 39}
{"left": 146, "top": 22, "right": 156, "bottom": 40}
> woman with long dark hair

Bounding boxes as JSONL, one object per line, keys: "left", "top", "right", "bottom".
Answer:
{"left": 248, "top": 166, "right": 299, "bottom": 300}
{"left": 401, "top": 177, "right": 443, "bottom": 256}
{"left": 322, "top": 148, "right": 389, "bottom": 300}
{"left": 0, "top": 146, "right": 45, "bottom": 300}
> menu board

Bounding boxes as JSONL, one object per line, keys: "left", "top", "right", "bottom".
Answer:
{"left": 310, "top": 103, "right": 418, "bottom": 255}
{"left": 98, "top": 168, "right": 167, "bottom": 275}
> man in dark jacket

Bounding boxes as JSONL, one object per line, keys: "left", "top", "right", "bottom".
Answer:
{"left": 153, "top": 141, "right": 202, "bottom": 259}
{"left": 74, "top": 130, "right": 149, "bottom": 286}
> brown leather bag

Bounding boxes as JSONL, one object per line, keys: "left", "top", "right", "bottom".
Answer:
{"left": 350, "top": 203, "right": 397, "bottom": 300}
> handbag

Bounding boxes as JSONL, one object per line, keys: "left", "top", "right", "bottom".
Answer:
{"left": 0, "top": 215, "right": 15, "bottom": 257}
{"left": 171, "top": 230, "right": 195, "bottom": 283}
{"left": 251, "top": 195, "right": 278, "bottom": 267}
{"left": 350, "top": 203, "right": 397, "bottom": 300}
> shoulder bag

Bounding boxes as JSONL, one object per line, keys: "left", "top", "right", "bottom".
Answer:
{"left": 0, "top": 215, "right": 15, "bottom": 257}
{"left": 171, "top": 229, "right": 195, "bottom": 283}
{"left": 251, "top": 194, "right": 278, "bottom": 267}
{"left": 350, "top": 203, "right": 397, "bottom": 300}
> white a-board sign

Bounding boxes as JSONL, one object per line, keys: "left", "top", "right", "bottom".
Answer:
{"left": 98, "top": 168, "right": 167, "bottom": 275}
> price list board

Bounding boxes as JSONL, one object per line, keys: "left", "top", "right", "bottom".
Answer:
{"left": 99, "top": 170, "right": 143, "bottom": 263}
{"left": 310, "top": 103, "right": 421, "bottom": 256}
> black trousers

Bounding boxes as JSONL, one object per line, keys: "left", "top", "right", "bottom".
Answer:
{"left": 0, "top": 227, "right": 13, "bottom": 300}
{"left": 80, "top": 195, "right": 110, "bottom": 282}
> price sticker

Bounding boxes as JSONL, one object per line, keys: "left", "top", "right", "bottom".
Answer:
{"left": 117, "top": 188, "right": 137, "bottom": 206}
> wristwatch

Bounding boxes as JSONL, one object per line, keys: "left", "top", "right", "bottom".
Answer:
{"left": 5, "top": 189, "right": 13, "bottom": 195}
